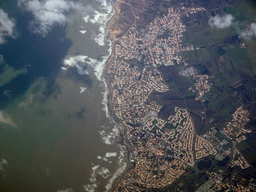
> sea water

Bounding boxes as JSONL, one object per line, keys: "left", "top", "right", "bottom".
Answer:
{"left": 0, "top": 0, "right": 126, "bottom": 191}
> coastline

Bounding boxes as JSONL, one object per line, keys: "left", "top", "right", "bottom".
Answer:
{"left": 103, "top": 0, "right": 134, "bottom": 189}
{"left": 61, "top": 0, "right": 131, "bottom": 190}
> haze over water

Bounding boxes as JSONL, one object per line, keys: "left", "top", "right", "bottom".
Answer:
{"left": 0, "top": 0, "right": 125, "bottom": 191}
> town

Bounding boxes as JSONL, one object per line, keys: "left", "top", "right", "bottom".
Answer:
{"left": 106, "top": 3, "right": 252, "bottom": 191}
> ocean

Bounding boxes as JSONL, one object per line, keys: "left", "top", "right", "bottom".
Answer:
{"left": 0, "top": 0, "right": 126, "bottom": 191}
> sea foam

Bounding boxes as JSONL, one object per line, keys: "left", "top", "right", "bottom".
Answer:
{"left": 105, "top": 152, "right": 117, "bottom": 158}
{"left": 99, "top": 125, "right": 120, "bottom": 145}
{"left": 68, "top": 1, "right": 126, "bottom": 191}
{"left": 105, "top": 145, "right": 127, "bottom": 191}
{"left": 84, "top": 144, "right": 127, "bottom": 192}
{"left": 88, "top": 0, "right": 114, "bottom": 46}
{"left": 105, "top": 163, "right": 127, "bottom": 191}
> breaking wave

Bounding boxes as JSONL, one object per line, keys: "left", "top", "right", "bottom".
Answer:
{"left": 62, "top": 1, "right": 127, "bottom": 191}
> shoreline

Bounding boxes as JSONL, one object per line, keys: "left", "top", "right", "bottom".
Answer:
{"left": 103, "top": 0, "right": 134, "bottom": 189}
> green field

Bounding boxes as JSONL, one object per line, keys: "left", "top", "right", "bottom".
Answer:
{"left": 226, "top": 47, "right": 254, "bottom": 76}
{"left": 237, "top": 140, "right": 256, "bottom": 164}
{"left": 244, "top": 39, "right": 256, "bottom": 74}
{"left": 237, "top": 0, "right": 256, "bottom": 22}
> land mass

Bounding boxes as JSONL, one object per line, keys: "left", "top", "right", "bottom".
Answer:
{"left": 105, "top": 0, "right": 256, "bottom": 191}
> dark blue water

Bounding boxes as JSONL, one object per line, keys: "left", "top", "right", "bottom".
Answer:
{"left": 0, "top": 2, "right": 121, "bottom": 192}
{"left": 0, "top": 1, "right": 72, "bottom": 109}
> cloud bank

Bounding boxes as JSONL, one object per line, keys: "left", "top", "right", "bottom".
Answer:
{"left": 18, "top": 0, "right": 82, "bottom": 36}
{"left": 240, "top": 23, "right": 256, "bottom": 39}
{"left": 208, "top": 14, "right": 256, "bottom": 39}
{"left": 208, "top": 14, "right": 234, "bottom": 29}
{"left": 0, "top": 9, "right": 16, "bottom": 44}
{"left": 63, "top": 55, "right": 89, "bottom": 75}
{"left": 179, "top": 66, "right": 199, "bottom": 77}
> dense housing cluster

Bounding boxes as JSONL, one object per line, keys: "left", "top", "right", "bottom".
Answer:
{"left": 107, "top": 1, "right": 253, "bottom": 191}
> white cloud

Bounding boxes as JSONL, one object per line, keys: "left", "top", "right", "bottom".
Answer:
{"left": 0, "top": 9, "right": 16, "bottom": 44}
{"left": 208, "top": 14, "right": 234, "bottom": 29}
{"left": 208, "top": 13, "right": 256, "bottom": 39}
{"left": 63, "top": 55, "right": 89, "bottom": 75}
{"left": 18, "top": 0, "right": 82, "bottom": 36}
{"left": 240, "top": 23, "right": 256, "bottom": 39}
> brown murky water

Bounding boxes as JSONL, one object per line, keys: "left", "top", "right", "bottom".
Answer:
{"left": 0, "top": 0, "right": 121, "bottom": 191}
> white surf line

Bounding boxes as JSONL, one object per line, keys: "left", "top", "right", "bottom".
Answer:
{"left": 99, "top": 125, "right": 120, "bottom": 145}
{"left": 105, "top": 162, "right": 127, "bottom": 191}
{"left": 89, "top": 0, "right": 114, "bottom": 46}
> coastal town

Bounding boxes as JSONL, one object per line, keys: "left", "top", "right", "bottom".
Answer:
{"left": 105, "top": 0, "right": 254, "bottom": 191}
